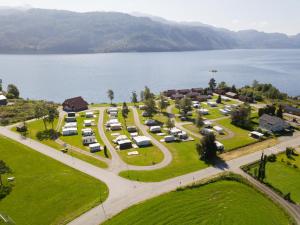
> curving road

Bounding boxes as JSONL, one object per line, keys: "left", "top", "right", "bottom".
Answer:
{"left": 97, "top": 107, "right": 172, "bottom": 173}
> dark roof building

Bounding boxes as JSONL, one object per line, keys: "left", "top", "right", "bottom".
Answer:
{"left": 259, "top": 114, "right": 289, "bottom": 132}
{"left": 191, "top": 88, "right": 204, "bottom": 93}
{"left": 63, "top": 96, "right": 88, "bottom": 112}
{"left": 177, "top": 89, "right": 191, "bottom": 95}
{"left": 171, "top": 93, "right": 184, "bottom": 100}
{"left": 284, "top": 105, "right": 300, "bottom": 116}
{"left": 163, "top": 89, "right": 177, "bottom": 97}
{"left": 186, "top": 92, "right": 199, "bottom": 100}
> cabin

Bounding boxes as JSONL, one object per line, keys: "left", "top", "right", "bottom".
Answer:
{"left": 284, "top": 105, "right": 300, "bottom": 116}
{"left": 164, "top": 135, "right": 176, "bottom": 143}
{"left": 110, "top": 123, "right": 122, "bottom": 131}
{"left": 82, "top": 136, "right": 96, "bottom": 145}
{"left": 133, "top": 136, "right": 152, "bottom": 147}
{"left": 107, "top": 107, "right": 118, "bottom": 114}
{"left": 113, "top": 135, "right": 128, "bottom": 144}
{"left": 0, "top": 95, "right": 7, "bottom": 106}
{"left": 259, "top": 114, "right": 289, "bottom": 132}
{"left": 215, "top": 141, "right": 224, "bottom": 151}
{"left": 127, "top": 126, "right": 137, "bottom": 133}
{"left": 213, "top": 126, "right": 224, "bottom": 134}
{"left": 118, "top": 139, "right": 132, "bottom": 150}
{"left": 89, "top": 143, "right": 101, "bottom": 153}
{"left": 203, "top": 120, "right": 212, "bottom": 128}
{"left": 85, "top": 111, "right": 94, "bottom": 118}
{"left": 200, "top": 128, "right": 214, "bottom": 135}
{"left": 68, "top": 112, "right": 76, "bottom": 117}
{"left": 171, "top": 93, "right": 184, "bottom": 100}
{"left": 170, "top": 127, "right": 182, "bottom": 136}
{"left": 62, "top": 127, "right": 78, "bottom": 136}
{"left": 106, "top": 119, "right": 119, "bottom": 127}
{"left": 144, "top": 119, "right": 157, "bottom": 126}
{"left": 225, "top": 92, "right": 238, "bottom": 99}
{"left": 207, "top": 101, "right": 218, "bottom": 107}
{"left": 82, "top": 128, "right": 93, "bottom": 137}
{"left": 84, "top": 119, "right": 94, "bottom": 127}
{"left": 149, "top": 126, "right": 161, "bottom": 133}
{"left": 65, "top": 117, "right": 77, "bottom": 122}
{"left": 250, "top": 131, "right": 264, "bottom": 139}
{"left": 64, "top": 122, "right": 77, "bottom": 128}
{"left": 63, "top": 96, "right": 88, "bottom": 112}
{"left": 198, "top": 109, "right": 209, "bottom": 115}
{"left": 163, "top": 89, "right": 177, "bottom": 97}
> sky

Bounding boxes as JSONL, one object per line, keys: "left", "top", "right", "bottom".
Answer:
{"left": 0, "top": 0, "right": 299, "bottom": 35}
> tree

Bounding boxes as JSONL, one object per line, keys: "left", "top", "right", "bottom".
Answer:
{"left": 166, "top": 117, "right": 175, "bottom": 130}
{"left": 122, "top": 102, "right": 129, "bottom": 127}
{"left": 231, "top": 103, "right": 251, "bottom": 128}
{"left": 7, "top": 84, "right": 20, "bottom": 99}
{"left": 34, "top": 102, "right": 48, "bottom": 130}
{"left": 252, "top": 80, "right": 259, "bottom": 89}
{"left": 231, "top": 85, "right": 237, "bottom": 93}
{"left": 216, "top": 94, "right": 222, "bottom": 104}
{"left": 144, "top": 97, "right": 157, "bottom": 118}
{"left": 276, "top": 105, "right": 283, "bottom": 118}
{"left": 107, "top": 89, "right": 114, "bottom": 105}
{"left": 218, "top": 81, "right": 228, "bottom": 90}
{"left": 208, "top": 78, "right": 217, "bottom": 91}
{"left": 179, "top": 96, "right": 192, "bottom": 116}
{"left": 143, "top": 86, "right": 153, "bottom": 100}
{"left": 47, "top": 105, "right": 59, "bottom": 130}
{"left": 195, "top": 112, "right": 204, "bottom": 129}
{"left": 196, "top": 133, "right": 218, "bottom": 161}
{"left": 0, "top": 160, "right": 10, "bottom": 186}
{"left": 286, "top": 147, "right": 295, "bottom": 159}
{"left": 257, "top": 153, "right": 267, "bottom": 181}
{"left": 140, "top": 90, "right": 145, "bottom": 102}
{"left": 158, "top": 93, "right": 168, "bottom": 113}
{"left": 131, "top": 91, "right": 138, "bottom": 106}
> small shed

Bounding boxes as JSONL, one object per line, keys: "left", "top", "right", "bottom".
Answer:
{"left": 213, "top": 126, "right": 224, "bottom": 134}
{"left": 85, "top": 111, "right": 94, "bottom": 118}
{"left": 89, "top": 143, "right": 101, "bottom": 153}
{"left": 150, "top": 126, "right": 161, "bottom": 133}
{"left": 118, "top": 139, "right": 132, "bottom": 150}
{"left": 82, "top": 136, "right": 96, "bottom": 145}
{"left": 215, "top": 141, "right": 224, "bottom": 151}
{"left": 250, "top": 131, "right": 264, "bottom": 139}
{"left": 110, "top": 123, "right": 122, "bottom": 131}
{"left": 62, "top": 127, "right": 78, "bottom": 136}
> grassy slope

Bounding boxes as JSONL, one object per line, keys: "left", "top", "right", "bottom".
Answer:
{"left": 103, "top": 109, "right": 164, "bottom": 166}
{"left": 119, "top": 110, "right": 208, "bottom": 182}
{"left": 103, "top": 180, "right": 291, "bottom": 225}
{"left": 0, "top": 136, "right": 108, "bottom": 225}
{"left": 15, "top": 118, "right": 108, "bottom": 169}
{"left": 249, "top": 153, "right": 300, "bottom": 203}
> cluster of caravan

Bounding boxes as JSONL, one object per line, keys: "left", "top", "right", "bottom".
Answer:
{"left": 106, "top": 107, "right": 152, "bottom": 150}
{"left": 62, "top": 111, "right": 101, "bottom": 152}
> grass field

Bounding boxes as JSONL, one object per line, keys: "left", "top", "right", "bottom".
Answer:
{"left": 13, "top": 118, "right": 108, "bottom": 169}
{"left": 248, "top": 152, "right": 300, "bottom": 204}
{"left": 103, "top": 178, "right": 292, "bottom": 225}
{"left": 60, "top": 111, "right": 109, "bottom": 158}
{"left": 103, "top": 109, "right": 164, "bottom": 166}
{"left": 216, "top": 118, "right": 258, "bottom": 151}
{"left": 0, "top": 136, "right": 108, "bottom": 225}
{"left": 119, "top": 109, "right": 208, "bottom": 182}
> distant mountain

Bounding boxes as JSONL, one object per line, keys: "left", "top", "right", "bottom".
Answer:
{"left": 0, "top": 8, "right": 299, "bottom": 54}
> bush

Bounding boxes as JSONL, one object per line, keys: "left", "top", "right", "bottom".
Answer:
{"left": 5, "top": 92, "right": 15, "bottom": 99}
{"left": 293, "top": 164, "right": 298, "bottom": 169}
{"left": 36, "top": 129, "right": 60, "bottom": 141}
{"left": 286, "top": 161, "right": 292, "bottom": 166}
{"left": 0, "top": 185, "right": 12, "bottom": 200}
{"left": 267, "top": 154, "right": 277, "bottom": 162}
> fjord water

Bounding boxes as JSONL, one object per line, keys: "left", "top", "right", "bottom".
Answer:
{"left": 0, "top": 49, "right": 299, "bottom": 103}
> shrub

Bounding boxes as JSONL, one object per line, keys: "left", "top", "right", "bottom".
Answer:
{"left": 267, "top": 154, "right": 277, "bottom": 162}
{"left": 293, "top": 164, "right": 298, "bottom": 169}
{"left": 286, "top": 161, "right": 292, "bottom": 166}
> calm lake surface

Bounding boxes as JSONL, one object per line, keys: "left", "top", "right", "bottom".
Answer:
{"left": 0, "top": 49, "right": 299, "bottom": 103}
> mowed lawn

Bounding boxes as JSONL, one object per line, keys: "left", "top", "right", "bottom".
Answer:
{"left": 216, "top": 118, "right": 258, "bottom": 151}
{"left": 0, "top": 136, "right": 108, "bottom": 225}
{"left": 104, "top": 109, "right": 164, "bottom": 166}
{"left": 102, "top": 180, "right": 292, "bottom": 225}
{"left": 120, "top": 110, "right": 208, "bottom": 182}
{"left": 15, "top": 118, "right": 108, "bottom": 169}
{"left": 249, "top": 153, "right": 300, "bottom": 203}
